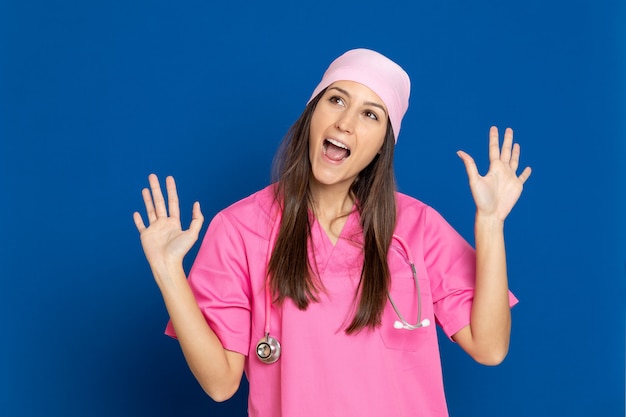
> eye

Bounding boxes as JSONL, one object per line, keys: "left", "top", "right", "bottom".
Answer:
{"left": 364, "top": 110, "right": 379, "bottom": 121}
{"left": 329, "top": 95, "right": 345, "bottom": 106}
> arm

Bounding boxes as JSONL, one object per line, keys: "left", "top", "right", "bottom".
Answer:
{"left": 452, "top": 127, "right": 531, "bottom": 365}
{"left": 133, "top": 174, "right": 244, "bottom": 401}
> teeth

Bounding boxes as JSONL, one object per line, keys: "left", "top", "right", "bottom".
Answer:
{"left": 326, "top": 139, "right": 349, "bottom": 150}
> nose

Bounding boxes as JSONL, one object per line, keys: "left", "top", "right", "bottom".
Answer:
{"left": 335, "top": 110, "right": 357, "bottom": 134}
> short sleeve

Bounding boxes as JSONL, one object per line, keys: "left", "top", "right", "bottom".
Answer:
{"left": 423, "top": 207, "right": 518, "bottom": 340}
{"left": 164, "top": 212, "right": 253, "bottom": 356}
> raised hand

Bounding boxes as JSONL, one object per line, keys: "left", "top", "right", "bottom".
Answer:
{"left": 133, "top": 174, "right": 204, "bottom": 274}
{"left": 457, "top": 127, "right": 532, "bottom": 222}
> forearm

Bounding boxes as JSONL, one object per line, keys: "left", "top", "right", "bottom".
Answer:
{"left": 454, "top": 214, "right": 512, "bottom": 365}
{"left": 154, "top": 264, "right": 244, "bottom": 401}
{"left": 453, "top": 126, "right": 530, "bottom": 365}
{"left": 472, "top": 213, "right": 512, "bottom": 350}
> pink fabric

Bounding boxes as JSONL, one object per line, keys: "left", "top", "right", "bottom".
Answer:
{"left": 165, "top": 186, "right": 518, "bottom": 417}
{"left": 308, "top": 49, "right": 410, "bottom": 143}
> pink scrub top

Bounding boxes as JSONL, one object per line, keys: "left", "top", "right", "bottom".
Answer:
{"left": 165, "top": 185, "right": 518, "bottom": 417}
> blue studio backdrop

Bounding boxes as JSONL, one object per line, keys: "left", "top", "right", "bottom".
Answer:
{"left": 1, "top": 1, "right": 624, "bottom": 416}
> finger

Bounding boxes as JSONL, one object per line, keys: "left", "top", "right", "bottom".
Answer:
{"left": 188, "top": 201, "right": 204, "bottom": 237}
{"left": 510, "top": 143, "right": 521, "bottom": 171}
{"left": 148, "top": 174, "right": 168, "bottom": 218}
{"left": 500, "top": 127, "right": 514, "bottom": 163}
{"left": 457, "top": 150, "right": 480, "bottom": 181}
{"left": 141, "top": 187, "right": 157, "bottom": 224}
{"left": 518, "top": 166, "right": 532, "bottom": 184}
{"left": 166, "top": 176, "right": 180, "bottom": 219}
{"left": 488, "top": 126, "right": 500, "bottom": 162}
{"left": 133, "top": 211, "right": 147, "bottom": 233}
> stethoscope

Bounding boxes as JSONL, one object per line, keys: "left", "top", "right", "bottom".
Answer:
{"left": 255, "top": 218, "right": 430, "bottom": 364}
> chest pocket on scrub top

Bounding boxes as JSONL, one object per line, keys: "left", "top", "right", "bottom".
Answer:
{"left": 378, "top": 236, "right": 434, "bottom": 352}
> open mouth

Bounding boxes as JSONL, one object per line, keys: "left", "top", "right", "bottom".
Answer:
{"left": 323, "top": 139, "right": 351, "bottom": 161}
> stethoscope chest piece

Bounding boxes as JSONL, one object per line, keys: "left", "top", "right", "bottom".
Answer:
{"left": 256, "top": 333, "right": 281, "bottom": 364}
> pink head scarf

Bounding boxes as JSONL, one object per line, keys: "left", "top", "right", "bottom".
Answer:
{"left": 308, "top": 48, "right": 411, "bottom": 143}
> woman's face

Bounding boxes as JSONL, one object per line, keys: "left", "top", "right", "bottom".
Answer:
{"left": 308, "top": 80, "right": 388, "bottom": 195}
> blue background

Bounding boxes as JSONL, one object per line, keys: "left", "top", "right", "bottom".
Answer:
{"left": 1, "top": 1, "right": 624, "bottom": 416}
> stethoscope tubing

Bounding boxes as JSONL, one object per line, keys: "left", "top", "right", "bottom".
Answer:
{"left": 257, "top": 213, "right": 429, "bottom": 363}
{"left": 388, "top": 234, "right": 430, "bottom": 330}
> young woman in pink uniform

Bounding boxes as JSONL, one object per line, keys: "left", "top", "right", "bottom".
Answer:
{"left": 133, "top": 49, "right": 531, "bottom": 417}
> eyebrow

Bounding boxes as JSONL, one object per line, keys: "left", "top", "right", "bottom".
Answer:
{"left": 328, "top": 86, "right": 388, "bottom": 117}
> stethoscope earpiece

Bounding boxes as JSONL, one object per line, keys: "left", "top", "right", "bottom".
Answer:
{"left": 256, "top": 334, "right": 281, "bottom": 364}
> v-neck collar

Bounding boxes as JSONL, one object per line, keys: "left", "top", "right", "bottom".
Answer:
{"left": 309, "top": 208, "right": 362, "bottom": 274}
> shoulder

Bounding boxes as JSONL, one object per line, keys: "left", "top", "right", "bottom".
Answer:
{"left": 394, "top": 192, "right": 462, "bottom": 242}
{"left": 395, "top": 191, "right": 428, "bottom": 210}
{"left": 395, "top": 192, "right": 437, "bottom": 223}
{"left": 207, "top": 185, "right": 278, "bottom": 241}
{"left": 219, "top": 184, "right": 278, "bottom": 220}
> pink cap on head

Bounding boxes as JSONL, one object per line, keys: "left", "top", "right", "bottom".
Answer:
{"left": 308, "top": 48, "right": 410, "bottom": 143}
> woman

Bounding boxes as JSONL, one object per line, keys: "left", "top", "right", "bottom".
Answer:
{"left": 133, "top": 48, "right": 531, "bottom": 417}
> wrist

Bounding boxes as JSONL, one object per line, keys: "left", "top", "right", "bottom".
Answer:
{"left": 151, "top": 261, "right": 187, "bottom": 288}
{"left": 474, "top": 212, "right": 505, "bottom": 232}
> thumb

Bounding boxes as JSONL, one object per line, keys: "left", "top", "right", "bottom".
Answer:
{"left": 457, "top": 150, "right": 479, "bottom": 181}
{"left": 188, "top": 201, "right": 204, "bottom": 237}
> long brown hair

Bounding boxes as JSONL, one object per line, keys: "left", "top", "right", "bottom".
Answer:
{"left": 269, "top": 89, "right": 397, "bottom": 333}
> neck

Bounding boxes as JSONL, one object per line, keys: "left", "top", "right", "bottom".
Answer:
{"left": 308, "top": 181, "right": 354, "bottom": 220}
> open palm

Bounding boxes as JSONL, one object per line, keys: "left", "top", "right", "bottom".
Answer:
{"left": 457, "top": 127, "right": 532, "bottom": 221}
{"left": 133, "top": 174, "right": 204, "bottom": 271}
